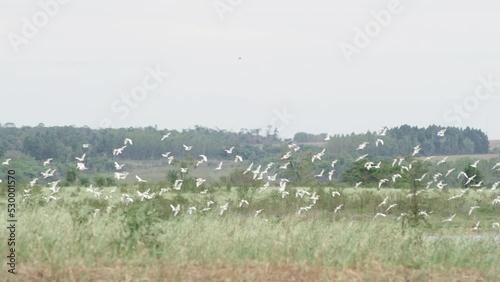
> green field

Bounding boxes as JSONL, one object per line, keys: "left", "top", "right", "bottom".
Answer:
{"left": 1, "top": 184, "right": 500, "bottom": 282}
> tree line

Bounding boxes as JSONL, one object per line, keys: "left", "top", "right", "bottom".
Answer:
{"left": 294, "top": 125, "right": 490, "bottom": 157}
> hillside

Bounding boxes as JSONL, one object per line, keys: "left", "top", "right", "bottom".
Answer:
{"left": 490, "top": 140, "right": 500, "bottom": 149}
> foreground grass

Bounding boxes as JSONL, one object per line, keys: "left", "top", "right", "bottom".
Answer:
{"left": 1, "top": 186, "right": 500, "bottom": 281}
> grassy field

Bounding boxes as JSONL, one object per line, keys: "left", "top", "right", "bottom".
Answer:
{"left": 1, "top": 185, "right": 500, "bottom": 281}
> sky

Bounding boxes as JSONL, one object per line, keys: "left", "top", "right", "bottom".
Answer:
{"left": 1, "top": 0, "right": 500, "bottom": 139}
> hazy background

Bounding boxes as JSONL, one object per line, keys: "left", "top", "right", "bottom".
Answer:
{"left": 1, "top": 0, "right": 500, "bottom": 139}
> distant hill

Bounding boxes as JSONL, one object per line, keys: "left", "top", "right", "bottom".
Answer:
{"left": 490, "top": 140, "right": 500, "bottom": 149}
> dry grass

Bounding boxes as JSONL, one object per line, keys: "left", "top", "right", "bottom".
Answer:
{"left": 11, "top": 264, "right": 489, "bottom": 282}
{"left": 3, "top": 187, "right": 500, "bottom": 282}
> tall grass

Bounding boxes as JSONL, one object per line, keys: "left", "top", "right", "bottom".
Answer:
{"left": 1, "top": 185, "right": 499, "bottom": 281}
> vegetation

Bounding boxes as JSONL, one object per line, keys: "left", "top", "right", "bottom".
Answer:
{"left": 296, "top": 124, "right": 489, "bottom": 156}
{"left": 0, "top": 125, "right": 497, "bottom": 189}
{"left": 1, "top": 185, "right": 499, "bottom": 281}
{"left": 0, "top": 124, "right": 490, "bottom": 164}
{"left": 0, "top": 124, "right": 498, "bottom": 281}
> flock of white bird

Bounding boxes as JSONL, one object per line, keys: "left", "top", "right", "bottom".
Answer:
{"left": 2, "top": 126, "right": 500, "bottom": 229}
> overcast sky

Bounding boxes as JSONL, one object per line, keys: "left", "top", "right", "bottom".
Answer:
{"left": 1, "top": 0, "right": 500, "bottom": 139}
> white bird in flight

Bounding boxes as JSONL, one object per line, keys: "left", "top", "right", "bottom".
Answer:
{"left": 2, "top": 159, "right": 11, "bottom": 165}
{"left": 357, "top": 142, "right": 369, "bottom": 150}
{"left": 135, "top": 175, "right": 147, "bottom": 183}
{"left": 114, "top": 162, "right": 126, "bottom": 170}
{"left": 161, "top": 132, "right": 171, "bottom": 141}
{"left": 470, "top": 160, "right": 480, "bottom": 168}
{"left": 280, "top": 162, "right": 290, "bottom": 169}
{"left": 392, "top": 174, "right": 402, "bottom": 182}
{"left": 187, "top": 206, "right": 197, "bottom": 215}
{"left": 76, "top": 162, "right": 87, "bottom": 171}
{"left": 41, "top": 169, "right": 56, "bottom": 178}
{"left": 378, "top": 196, "right": 389, "bottom": 207}
{"left": 243, "top": 162, "right": 254, "bottom": 175}
{"left": 355, "top": 154, "right": 368, "bottom": 162}
{"left": 445, "top": 168, "right": 456, "bottom": 177}
{"left": 310, "top": 192, "right": 320, "bottom": 204}
{"left": 334, "top": 204, "right": 343, "bottom": 213}
{"left": 471, "top": 221, "right": 480, "bottom": 231}
{"left": 255, "top": 209, "right": 263, "bottom": 217}
{"left": 75, "top": 153, "right": 86, "bottom": 162}
{"left": 424, "top": 156, "right": 435, "bottom": 162}
{"left": 415, "top": 173, "right": 427, "bottom": 182}
{"left": 215, "top": 161, "right": 223, "bottom": 170}
{"left": 281, "top": 151, "right": 292, "bottom": 160}
{"left": 29, "top": 178, "right": 38, "bottom": 187}
{"left": 386, "top": 204, "right": 397, "bottom": 212}
{"left": 442, "top": 214, "right": 456, "bottom": 222}
{"left": 239, "top": 199, "right": 249, "bottom": 208}
{"left": 183, "top": 144, "right": 192, "bottom": 151}
{"left": 437, "top": 156, "right": 448, "bottom": 165}
{"left": 437, "top": 129, "right": 446, "bottom": 137}
{"left": 170, "top": 204, "right": 180, "bottom": 216}
{"left": 378, "top": 179, "right": 389, "bottom": 189}
{"left": 220, "top": 202, "right": 229, "bottom": 215}
{"left": 470, "top": 180, "right": 483, "bottom": 188}
{"left": 374, "top": 213, "right": 386, "bottom": 219}
{"left": 436, "top": 180, "right": 447, "bottom": 189}
{"left": 298, "top": 205, "right": 312, "bottom": 215}
{"left": 465, "top": 175, "right": 477, "bottom": 186}
{"left": 493, "top": 197, "right": 500, "bottom": 205}
{"left": 124, "top": 138, "right": 133, "bottom": 145}
{"left": 113, "top": 146, "right": 127, "bottom": 156}
{"left": 314, "top": 169, "right": 324, "bottom": 178}
{"left": 48, "top": 180, "right": 60, "bottom": 194}
{"left": 224, "top": 146, "right": 234, "bottom": 154}
{"left": 137, "top": 189, "right": 152, "bottom": 201}
{"left": 412, "top": 144, "right": 421, "bottom": 156}
{"left": 468, "top": 206, "right": 479, "bottom": 215}
{"left": 167, "top": 156, "right": 174, "bottom": 164}
{"left": 43, "top": 195, "right": 57, "bottom": 202}
{"left": 491, "top": 162, "right": 500, "bottom": 170}
{"left": 43, "top": 158, "right": 53, "bottom": 166}
{"left": 174, "top": 179, "right": 183, "bottom": 190}
{"left": 328, "top": 170, "right": 335, "bottom": 181}
{"left": 195, "top": 178, "right": 206, "bottom": 187}
{"left": 377, "top": 126, "right": 388, "bottom": 136}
